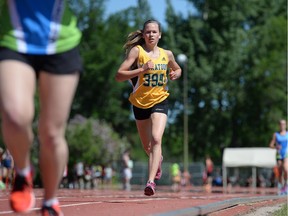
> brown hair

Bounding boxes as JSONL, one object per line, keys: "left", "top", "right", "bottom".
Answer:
{"left": 123, "top": 19, "right": 162, "bottom": 56}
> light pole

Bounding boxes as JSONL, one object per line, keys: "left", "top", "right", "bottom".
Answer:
{"left": 177, "top": 54, "right": 189, "bottom": 173}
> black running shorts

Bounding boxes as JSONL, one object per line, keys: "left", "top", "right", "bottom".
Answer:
{"left": 133, "top": 99, "right": 169, "bottom": 120}
{"left": 0, "top": 46, "right": 83, "bottom": 75}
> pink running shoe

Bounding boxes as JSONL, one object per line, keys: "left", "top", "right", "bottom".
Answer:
{"left": 144, "top": 181, "right": 156, "bottom": 196}
{"left": 155, "top": 156, "right": 163, "bottom": 180}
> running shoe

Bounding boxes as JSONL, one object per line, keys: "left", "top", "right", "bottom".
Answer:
{"left": 9, "top": 173, "right": 35, "bottom": 213}
{"left": 144, "top": 181, "right": 156, "bottom": 196}
{"left": 41, "top": 204, "right": 64, "bottom": 216}
{"left": 155, "top": 156, "right": 163, "bottom": 180}
{"left": 280, "top": 185, "right": 288, "bottom": 195}
{"left": 277, "top": 183, "right": 283, "bottom": 195}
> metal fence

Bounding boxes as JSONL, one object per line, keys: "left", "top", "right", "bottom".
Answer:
{"left": 114, "top": 161, "right": 206, "bottom": 186}
{"left": 113, "top": 161, "right": 274, "bottom": 188}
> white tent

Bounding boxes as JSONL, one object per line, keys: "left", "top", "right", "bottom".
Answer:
{"left": 222, "top": 147, "right": 277, "bottom": 191}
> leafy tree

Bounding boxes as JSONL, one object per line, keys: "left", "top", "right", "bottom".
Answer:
{"left": 66, "top": 114, "right": 130, "bottom": 167}
{"left": 167, "top": 0, "right": 287, "bottom": 163}
{"left": 71, "top": 0, "right": 156, "bottom": 160}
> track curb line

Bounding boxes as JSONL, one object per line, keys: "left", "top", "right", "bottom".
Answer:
{"left": 151, "top": 195, "right": 286, "bottom": 216}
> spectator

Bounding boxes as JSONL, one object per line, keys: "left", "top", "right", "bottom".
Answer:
{"left": 92, "top": 165, "right": 103, "bottom": 188}
{"left": 181, "top": 170, "right": 191, "bottom": 187}
{"left": 60, "top": 165, "right": 68, "bottom": 189}
{"left": 171, "top": 163, "right": 181, "bottom": 192}
{"left": 212, "top": 167, "right": 223, "bottom": 187}
{"left": 122, "top": 149, "right": 133, "bottom": 191}
{"left": 74, "top": 162, "right": 84, "bottom": 189}
{"left": 84, "top": 165, "right": 92, "bottom": 189}
{"left": 1, "top": 149, "right": 14, "bottom": 189}
{"left": 104, "top": 163, "right": 114, "bottom": 188}
{"left": 269, "top": 119, "right": 288, "bottom": 195}
{"left": 204, "top": 155, "right": 214, "bottom": 193}
{"left": 0, "top": 147, "right": 5, "bottom": 189}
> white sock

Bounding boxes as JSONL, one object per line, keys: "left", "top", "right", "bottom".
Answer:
{"left": 16, "top": 166, "right": 31, "bottom": 177}
{"left": 43, "top": 198, "right": 59, "bottom": 207}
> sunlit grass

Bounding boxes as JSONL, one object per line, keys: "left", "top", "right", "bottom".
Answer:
{"left": 273, "top": 203, "right": 287, "bottom": 216}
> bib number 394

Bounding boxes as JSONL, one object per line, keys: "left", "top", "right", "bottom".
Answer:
{"left": 143, "top": 73, "right": 166, "bottom": 87}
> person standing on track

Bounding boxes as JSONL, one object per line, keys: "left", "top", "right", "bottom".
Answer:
{"left": 122, "top": 149, "right": 133, "bottom": 191}
{"left": 1, "top": 149, "right": 14, "bottom": 189}
{"left": 115, "top": 19, "right": 182, "bottom": 196}
{"left": 0, "top": 147, "right": 4, "bottom": 188}
{"left": 204, "top": 155, "right": 214, "bottom": 193}
{"left": 269, "top": 119, "right": 288, "bottom": 195}
{"left": 0, "top": 1, "right": 82, "bottom": 215}
{"left": 171, "top": 163, "right": 181, "bottom": 192}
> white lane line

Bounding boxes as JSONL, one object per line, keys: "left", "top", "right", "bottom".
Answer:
{"left": 0, "top": 197, "right": 168, "bottom": 214}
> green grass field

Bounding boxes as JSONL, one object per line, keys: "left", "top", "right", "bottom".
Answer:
{"left": 273, "top": 203, "right": 287, "bottom": 216}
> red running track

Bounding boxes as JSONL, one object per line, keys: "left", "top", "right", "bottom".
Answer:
{"left": 0, "top": 186, "right": 286, "bottom": 216}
